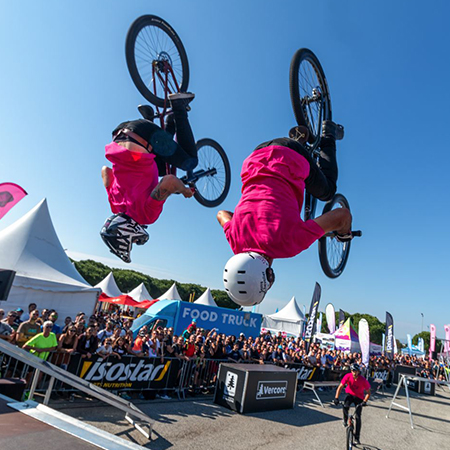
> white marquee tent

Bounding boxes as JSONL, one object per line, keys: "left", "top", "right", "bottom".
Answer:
{"left": 262, "top": 296, "right": 306, "bottom": 336}
{"left": 0, "top": 199, "right": 100, "bottom": 320}
{"left": 194, "top": 288, "right": 217, "bottom": 307}
{"left": 157, "top": 283, "right": 182, "bottom": 301}
{"left": 95, "top": 272, "right": 122, "bottom": 298}
{"left": 128, "top": 283, "right": 153, "bottom": 303}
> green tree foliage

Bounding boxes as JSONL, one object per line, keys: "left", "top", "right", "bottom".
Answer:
{"left": 412, "top": 331, "right": 442, "bottom": 352}
{"left": 73, "top": 259, "right": 239, "bottom": 310}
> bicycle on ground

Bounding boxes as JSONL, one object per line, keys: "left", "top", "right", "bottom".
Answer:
{"left": 125, "top": 15, "right": 231, "bottom": 207}
{"left": 289, "top": 48, "right": 361, "bottom": 278}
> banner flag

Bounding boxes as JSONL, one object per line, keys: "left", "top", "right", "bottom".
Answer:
{"left": 418, "top": 337, "right": 425, "bottom": 353}
{"left": 385, "top": 312, "right": 394, "bottom": 360}
{"left": 407, "top": 334, "right": 412, "bottom": 351}
{"left": 444, "top": 325, "right": 450, "bottom": 354}
{"left": 394, "top": 334, "right": 398, "bottom": 355}
{"left": 325, "top": 303, "right": 336, "bottom": 334}
{"left": 0, "top": 182, "right": 27, "bottom": 220}
{"left": 316, "top": 312, "right": 323, "bottom": 334}
{"left": 382, "top": 333, "right": 385, "bottom": 354}
{"left": 429, "top": 324, "right": 436, "bottom": 359}
{"left": 358, "top": 319, "right": 370, "bottom": 367}
{"left": 339, "top": 309, "right": 346, "bottom": 328}
{"left": 304, "top": 282, "right": 321, "bottom": 352}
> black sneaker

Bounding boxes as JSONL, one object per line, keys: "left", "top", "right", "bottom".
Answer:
{"left": 354, "top": 437, "right": 361, "bottom": 445}
{"left": 168, "top": 92, "right": 195, "bottom": 110}
{"left": 342, "top": 421, "right": 348, "bottom": 428}
{"left": 322, "top": 120, "right": 344, "bottom": 140}
{"left": 138, "top": 104, "right": 155, "bottom": 122}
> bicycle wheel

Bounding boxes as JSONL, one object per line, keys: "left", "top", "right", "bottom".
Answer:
{"left": 346, "top": 426, "right": 354, "bottom": 450}
{"left": 289, "top": 48, "right": 331, "bottom": 150}
{"left": 193, "top": 138, "right": 231, "bottom": 208}
{"left": 126, "top": 15, "right": 189, "bottom": 107}
{"left": 318, "top": 193, "right": 351, "bottom": 278}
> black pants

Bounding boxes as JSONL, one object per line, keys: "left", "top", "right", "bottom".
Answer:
{"left": 343, "top": 394, "right": 363, "bottom": 438}
{"left": 156, "top": 105, "right": 198, "bottom": 174}
{"left": 255, "top": 137, "right": 338, "bottom": 202}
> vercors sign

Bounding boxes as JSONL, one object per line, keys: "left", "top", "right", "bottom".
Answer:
{"left": 256, "top": 381, "right": 288, "bottom": 400}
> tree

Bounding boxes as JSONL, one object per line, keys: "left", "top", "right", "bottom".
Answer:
{"left": 412, "top": 331, "right": 442, "bottom": 352}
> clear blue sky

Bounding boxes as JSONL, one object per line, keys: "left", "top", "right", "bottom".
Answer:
{"left": 1, "top": 1, "right": 449, "bottom": 341}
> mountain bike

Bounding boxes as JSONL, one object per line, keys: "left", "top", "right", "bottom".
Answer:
{"left": 339, "top": 402, "right": 364, "bottom": 449}
{"left": 125, "top": 15, "right": 231, "bottom": 207}
{"left": 289, "top": 48, "right": 361, "bottom": 278}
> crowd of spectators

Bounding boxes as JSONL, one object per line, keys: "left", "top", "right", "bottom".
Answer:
{"left": 1, "top": 303, "right": 448, "bottom": 386}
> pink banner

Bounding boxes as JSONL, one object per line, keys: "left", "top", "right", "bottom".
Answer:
{"left": 429, "top": 324, "right": 436, "bottom": 359}
{"left": 444, "top": 324, "right": 450, "bottom": 354}
{"left": 0, "top": 183, "right": 27, "bottom": 220}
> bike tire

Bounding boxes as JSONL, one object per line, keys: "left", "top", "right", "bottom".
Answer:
{"left": 346, "top": 426, "right": 354, "bottom": 450}
{"left": 289, "top": 48, "right": 331, "bottom": 150}
{"left": 318, "top": 193, "right": 351, "bottom": 278}
{"left": 193, "top": 138, "right": 231, "bottom": 208}
{"left": 126, "top": 15, "right": 190, "bottom": 107}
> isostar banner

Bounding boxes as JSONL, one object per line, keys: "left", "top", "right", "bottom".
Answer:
{"left": 304, "top": 283, "right": 321, "bottom": 352}
{"left": 358, "top": 319, "right": 370, "bottom": 367}
{"left": 429, "top": 324, "right": 436, "bottom": 359}
{"left": 325, "top": 303, "right": 336, "bottom": 334}
{"left": 385, "top": 312, "right": 394, "bottom": 360}
{"left": 444, "top": 325, "right": 450, "bottom": 353}
{"left": 67, "top": 354, "right": 181, "bottom": 390}
{"left": 339, "top": 309, "right": 346, "bottom": 328}
{"left": 0, "top": 182, "right": 27, "bottom": 220}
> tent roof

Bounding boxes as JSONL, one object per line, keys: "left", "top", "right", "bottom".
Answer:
{"left": 94, "top": 272, "right": 122, "bottom": 297}
{"left": 194, "top": 288, "right": 217, "bottom": 307}
{"left": 0, "top": 199, "right": 93, "bottom": 289}
{"left": 128, "top": 283, "right": 153, "bottom": 302}
{"left": 157, "top": 283, "right": 182, "bottom": 301}
{"left": 266, "top": 296, "right": 305, "bottom": 323}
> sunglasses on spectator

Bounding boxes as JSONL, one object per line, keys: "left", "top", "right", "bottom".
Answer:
{"left": 0, "top": 312, "right": 4, "bottom": 316}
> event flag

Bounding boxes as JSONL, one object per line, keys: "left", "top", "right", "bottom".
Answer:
{"left": 407, "top": 334, "right": 412, "bottom": 351}
{"left": 429, "top": 324, "right": 436, "bottom": 359}
{"left": 326, "top": 303, "right": 336, "bottom": 334}
{"left": 316, "top": 312, "right": 323, "bottom": 334}
{"left": 385, "top": 312, "right": 394, "bottom": 360}
{"left": 339, "top": 309, "right": 346, "bottom": 328}
{"left": 444, "top": 324, "right": 450, "bottom": 353}
{"left": 382, "top": 333, "right": 385, "bottom": 353}
{"left": 418, "top": 337, "right": 425, "bottom": 353}
{"left": 0, "top": 182, "right": 27, "bottom": 220}
{"left": 304, "top": 282, "right": 321, "bottom": 352}
{"left": 358, "top": 319, "right": 370, "bottom": 367}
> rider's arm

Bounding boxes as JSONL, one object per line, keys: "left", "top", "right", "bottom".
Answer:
{"left": 363, "top": 388, "right": 370, "bottom": 403}
{"left": 217, "top": 210, "right": 234, "bottom": 228}
{"left": 335, "top": 382, "right": 345, "bottom": 400}
{"left": 150, "top": 175, "right": 193, "bottom": 201}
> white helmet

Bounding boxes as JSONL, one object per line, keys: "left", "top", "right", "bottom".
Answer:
{"left": 223, "top": 252, "right": 275, "bottom": 307}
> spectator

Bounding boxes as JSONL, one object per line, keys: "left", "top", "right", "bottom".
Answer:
{"left": 47, "top": 312, "right": 62, "bottom": 337}
{"left": 36, "top": 309, "right": 50, "bottom": 325}
{"left": 182, "top": 321, "right": 197, "bottom": 341}
{"left": 0, "top": 310, "right": 16, "bottom": 342}
{"left": 112, "top": 336, "right": 129, "bottom": 357}
{"left": 23, "top": 321, "right": 57, "bottom": 361}
{"left": 98, "top": 321, "right": 114, "bottom": 343}
{"left": 16, "top": 309, "right": 41, "bottom": 347}
{"left": 12, "top": 308, "right": 24, "bottom": 330}
{"left": 61, "top": 316, "right": 73, "bottom": 334}
{"left": 20, "top": 303, "right": 37, "bottom": 322}
{"left": 183, "top": 335, "right": 196, "bottom": 358}
{"left": 97, "top": 338, "right": 121, "bottom": 360}
{"left": 76, "top": 327, "right": 99, "bottom": 358}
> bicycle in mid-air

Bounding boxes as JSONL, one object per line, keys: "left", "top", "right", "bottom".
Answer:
{"left": 125, "top": 15, "right": 231, "bottom": 208}
{"left": 289, "top": 48, "right": 361, "bottom": 278}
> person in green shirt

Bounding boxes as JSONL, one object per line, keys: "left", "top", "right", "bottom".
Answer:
{"left": 23, "top": 320, "right": 58, "bottom": 361}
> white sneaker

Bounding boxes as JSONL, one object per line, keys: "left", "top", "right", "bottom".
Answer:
{"left": 161, "top": 395, "right": 171, "bottom": 400}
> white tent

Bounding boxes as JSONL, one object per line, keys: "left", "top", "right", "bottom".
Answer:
{"left": 262, "top": 296, "right": 305, "bottom": 336}
{"left": 0, "top": 199, "right": 100, "bottom": 320}
{"left": 194, "top": 288, "right": 217, "bottom": 307}
{"left": 128, "top": 283, "right": 153, "bottom": 303}
{"left": 95, "top": 272, "right": 122, "bottom": 298}
{"left": 157, "top": 283, "right": 182, "bottom": 301}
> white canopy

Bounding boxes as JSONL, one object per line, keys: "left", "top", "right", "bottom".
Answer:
{"left": 194, "top": 288, "right": 217, "bottom": 307}
{"left": 0, "top": 199, "right": 100, "bottom": 320}
{"left": 262, "top": 296, "right": 305, "bottom": 336}
{"left": 157, "top": 283, "right": 182, "bottom": 301}
{"left": 95, "top": 272, "right": 122, "bottom": 298}
{"left": 128, "top": 283, "right": 153, "bottom": 303}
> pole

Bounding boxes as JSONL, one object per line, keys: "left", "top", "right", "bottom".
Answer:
{"left": 421, "top": 313, "right": 424, "bottom": 332}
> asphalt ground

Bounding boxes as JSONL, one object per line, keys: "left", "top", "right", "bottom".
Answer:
{"left": 54, "top": 385, "right": 450, "bottom": 450}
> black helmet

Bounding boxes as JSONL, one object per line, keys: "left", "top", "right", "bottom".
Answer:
{"left": 350, "top": 363, "right": 361, "bottom": 372}
{"left": 100, "top": 213, "right": 149, "bottom": 263}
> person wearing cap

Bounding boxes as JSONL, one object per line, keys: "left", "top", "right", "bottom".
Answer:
{"left": 13, "top": 308, "right": 24, "bottom": 329}
{"left": 0, "top": 311, "right": 16, "bottom": 342}
{"left": 334, "top": 363, "right": 370, "bottom": 445}
{"left": 100, "top": 92, "right": 198, "bottom": 263}
{"left": 23, "top": 320, "right": 58, "bottom": 361}
{"left": 182, "top": 321, "right": 197, "bottom": 341}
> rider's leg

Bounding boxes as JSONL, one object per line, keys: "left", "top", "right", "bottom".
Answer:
{"left": 354, "top": 398, "right": 363, "bottom": 439}
{"left": 102, "top": 166, "right": 113, "bottom": 188}
{"left": 343, "top": 394, "right": 352, "bottom": 426}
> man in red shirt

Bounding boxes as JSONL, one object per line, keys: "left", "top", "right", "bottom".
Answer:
{"left": 334, "top": 363, "right": 371, "bottom": 445}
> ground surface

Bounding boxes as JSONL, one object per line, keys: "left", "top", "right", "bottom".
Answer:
{"left": 52, "top": 385, "right": 450, "bottom": 450}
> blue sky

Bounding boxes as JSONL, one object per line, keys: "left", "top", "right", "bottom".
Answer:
{"left": 1, "top": 1, "right": 449, "bottom": 340}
